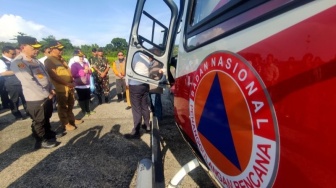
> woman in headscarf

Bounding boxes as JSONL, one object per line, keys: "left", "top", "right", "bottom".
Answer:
{"left": 71, "top": 52, "right": 95, "bottom": 117}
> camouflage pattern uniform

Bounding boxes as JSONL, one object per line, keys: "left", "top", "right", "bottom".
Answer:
{"left": 91, "top": 56, "right": 110, "bottom": 103}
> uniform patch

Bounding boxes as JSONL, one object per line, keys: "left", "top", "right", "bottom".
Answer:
{"left": 35, "top": 69, "right": 44, "bottom": 79}
{"left": 17, "top": 63, "right": 25, "bottom": 69}
{"left": 189, "top": 51, "right": 279, "bottom": 187}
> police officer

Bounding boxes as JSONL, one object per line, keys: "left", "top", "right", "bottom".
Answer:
{"left": 11, "top": 36, "right": 59, "bottom": 149}
{"left": 0, "top": 45, "right": 27, "bottom": 119}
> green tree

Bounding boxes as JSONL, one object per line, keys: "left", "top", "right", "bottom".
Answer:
{"left": 11, "top": 32, "right": 27, "bottom": 41}
{"left": 2, "top": 33, "right": 131, "bottom": 63}
{"left": 80, "top": 44, "right": 92, "bottom": 58}
{"left": 40, "top": 35, "right": 56, "bottom": 48}
{"left": 80, "top": 44, "right": 99, "bottom": 58}
{"left": 110, "top": 38, "right": 128, "bottom": 52}
{"left": 104, "top": 43, "right": 113, "bottom": 52}
{"left": 41, "top": 35, "right": 55, "bottom": 42}
{"left": 0, "top": 42, "right": 17, "bottom": 51}
{"left": 59, "top": 38, "right": 73, "bottom": 49}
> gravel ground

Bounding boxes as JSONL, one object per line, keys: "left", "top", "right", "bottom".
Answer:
{"left": 0, "top": 74, "right": 215, "bottom": 188}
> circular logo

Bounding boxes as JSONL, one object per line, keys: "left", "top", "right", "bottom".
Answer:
{"left": 189, "top": 51, "right": 279, "bottom": 187}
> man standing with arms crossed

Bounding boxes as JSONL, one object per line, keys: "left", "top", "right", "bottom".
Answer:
{"left": 11, "top": 36, "right": 59, "bottom": 149}
{"left": 91, "top": 48, "right": 110, "bottom": 104}
{"left": 44, "top": 40, "right": 83, "bottom": 133}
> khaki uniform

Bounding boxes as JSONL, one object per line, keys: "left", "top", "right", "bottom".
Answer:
{"left": 44, "top": 56, "right": 76, "bottom": 127}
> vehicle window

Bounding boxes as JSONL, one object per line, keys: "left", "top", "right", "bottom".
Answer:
{"left": 191, "top": 0, "right": 234, "bottom": 26}
{"left": 186, "top": 0, "right": 310, "bottom": 49}
{"left": 131, "top": 51, "right": 164, "bottom": 81}
{"left": 138, "top": 0, "right": 172, "bottom": 55}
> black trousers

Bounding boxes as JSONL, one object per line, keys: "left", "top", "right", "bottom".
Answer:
{"left": 75, "top": 88, "right": 91, "bottom": 101}
{"left": 75, "top": 88, "right": 91, "bottom": 113}
{"left": 129, "top": 84, "right": 150, "bottom": 133}
{"left": 0, "top": 77, "right": 10, "bottom": 108}
{"left": 26, "top": 98, "right": 54, "bottom": 140}
{"left": 6, "top": 85, "right": 26, "bottom": 118}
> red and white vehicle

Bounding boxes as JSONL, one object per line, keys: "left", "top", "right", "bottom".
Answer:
{"left": 126, "top": 0, "right": 336, "bottom": 187}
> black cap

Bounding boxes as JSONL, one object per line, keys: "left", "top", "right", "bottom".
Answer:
{"left": 48, "top": 40, "right": 64, "bottom": 49}
{"left": 17, "top": 36, "right": 41, "bottom": 48}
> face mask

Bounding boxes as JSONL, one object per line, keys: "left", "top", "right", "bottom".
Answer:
{"left": 119, "top": 57, "right": 124, "bottom": 61}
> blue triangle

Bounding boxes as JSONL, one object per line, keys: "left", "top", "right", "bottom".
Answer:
{"left": 197, "top": 73, "right": 241, "bottom": 171}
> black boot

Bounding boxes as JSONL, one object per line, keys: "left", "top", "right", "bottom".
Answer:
{"left": 34, "top": 136, "right": 57, "bottom": 150}
{"left": 13, "top": 111, "right": 23, "bottom": 121}
{"left": 34, "top": 137, "right": 43, "bottom": 150}
{"left": 97, "top": 95, "right": 102, "bottom": 105}
{"left": 41, "top": 139, "right": 57, "bottom": 149}
{"left": 117, "top": 94, "right": 122, "bottom": 102}
{"left": 105, "top": 96, "right": 109, "bottom": 103}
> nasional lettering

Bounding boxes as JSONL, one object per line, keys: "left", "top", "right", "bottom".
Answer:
{"left": 192, "top": 56, "right": 260, "bottom": 103}
{"left": 256, "top": 119, "right": 269, "bottom": 129}
{"left": 189, "top": 52, "right": 277, "bottom": 188}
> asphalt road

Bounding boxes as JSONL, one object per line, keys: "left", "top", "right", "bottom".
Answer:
{"left": 0, "top": 73, "right": 215, "bottom": 188}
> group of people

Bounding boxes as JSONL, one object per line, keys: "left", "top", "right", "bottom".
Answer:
{"left": 4, "top": 36, "right": 86, "bottom": 149}
{"left": 0, "top": 36, "right": 165, "bottom": 149}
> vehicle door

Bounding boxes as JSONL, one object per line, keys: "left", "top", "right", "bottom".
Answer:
{"left": 125, "top": 0, "right": 179, "bottom": 87}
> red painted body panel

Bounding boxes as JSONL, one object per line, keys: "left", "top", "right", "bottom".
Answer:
{"left": 240, "top": 6, "right": 336, "bottom": 187}
{"left": 174, "top": 73, "right": 194, "bottom": 142}
{"left": 174, "top": 5, "right": 336, "bottom": 187}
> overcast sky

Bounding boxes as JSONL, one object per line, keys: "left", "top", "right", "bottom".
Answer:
{"left": 0, "top": 0, "right": 139, "bottom": 46}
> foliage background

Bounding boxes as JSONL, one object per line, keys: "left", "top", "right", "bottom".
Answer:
{"left": 1, "top": 33, "right": 178, "bottom": 66}
{"left": 0, "top": 33, "right": 128, "bottom": 64}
